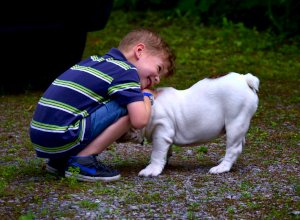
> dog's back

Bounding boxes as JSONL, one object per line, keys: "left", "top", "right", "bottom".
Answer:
{"left": 192, "top": 72, "right": 259, "bottom": 96}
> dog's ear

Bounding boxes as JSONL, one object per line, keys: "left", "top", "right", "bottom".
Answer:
{"left": 115, "top": 132, "right": 130, "bottom": 143}
{"left": 116, "top": 128, "right": 144, "bottom": 144}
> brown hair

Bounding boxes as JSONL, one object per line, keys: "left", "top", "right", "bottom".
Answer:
{"left": 118, "top": 28, "right": 176, "bottom": 77}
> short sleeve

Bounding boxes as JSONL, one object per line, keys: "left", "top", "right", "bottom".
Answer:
{"left": 108, "top": 68, "right": 144, "bottom": 106}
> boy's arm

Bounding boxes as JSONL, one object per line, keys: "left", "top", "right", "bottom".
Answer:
{"left": 127, "top": 93, "right": 153, "bottom": 129}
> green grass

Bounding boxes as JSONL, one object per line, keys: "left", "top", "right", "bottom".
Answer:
{"left": 1, "top": 10, "right": 299, "bottom": 219}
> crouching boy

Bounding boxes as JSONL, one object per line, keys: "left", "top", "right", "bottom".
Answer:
{"left": 29, "top": 28, "right": 175, "bottom": 182}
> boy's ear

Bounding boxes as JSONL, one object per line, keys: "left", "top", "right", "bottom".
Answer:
{"left": 134, "top": 43, "right": 145, "bottom": 59}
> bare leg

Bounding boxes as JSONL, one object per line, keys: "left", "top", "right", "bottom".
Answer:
{"left": 77, "top": 116, "right": 130, "bottom": 156}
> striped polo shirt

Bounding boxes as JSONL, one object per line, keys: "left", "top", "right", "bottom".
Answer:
{"left": 30, "top": 48, "right": 144, "bottom": 158}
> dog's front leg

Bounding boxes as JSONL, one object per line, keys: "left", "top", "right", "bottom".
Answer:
{"left": 138, "top": 133, "right": 172, "bottom": 177}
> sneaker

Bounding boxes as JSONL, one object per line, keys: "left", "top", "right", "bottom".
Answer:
{"left": 46, "top": 158, "right": 68, "bottom": 176}
{"left": 65, "top": 155, "right": 121, "bottom": 182}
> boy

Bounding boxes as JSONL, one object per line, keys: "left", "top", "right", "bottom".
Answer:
{"left": 29, "top": 28, "right": 175, "bottom": 182}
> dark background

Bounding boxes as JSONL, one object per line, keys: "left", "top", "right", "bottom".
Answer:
{"left": 1, "top": 0, "right": 298, "bottom": 94}
{"left": 0, "top": 1, "right": 113, "bottom": 94}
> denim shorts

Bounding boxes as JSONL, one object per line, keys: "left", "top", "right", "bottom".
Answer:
{"left": 89, "top": 101, "right": 128, "bottom": 140}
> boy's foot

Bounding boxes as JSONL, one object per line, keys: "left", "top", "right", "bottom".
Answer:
{"left": 46, "top": 158, "right": 69, "bottom": 176}
{"left": 65, "top": 155, "right": 121, "bottom": 182}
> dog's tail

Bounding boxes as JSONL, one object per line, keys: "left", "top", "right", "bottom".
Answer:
{"left": 244, "top": 73, "right": 259, "bottom": 93}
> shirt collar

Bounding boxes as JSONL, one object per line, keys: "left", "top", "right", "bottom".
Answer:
{"left": 105, "top": 48, "right": 127, "bottom": 61}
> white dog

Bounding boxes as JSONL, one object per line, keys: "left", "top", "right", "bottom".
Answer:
{"left": 120, "top": 72, "right": 259, "bottom": 177}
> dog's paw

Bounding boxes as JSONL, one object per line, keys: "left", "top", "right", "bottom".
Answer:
{"left": 138, "top": 164, "right": 163, "bottom": 177}
{"left": 208, "top": 161, "right": 232, "bottom": 174}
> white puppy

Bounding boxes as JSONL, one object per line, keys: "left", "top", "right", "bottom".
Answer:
{"left": 121, "top": 72, "right": 259, "bottom": 177}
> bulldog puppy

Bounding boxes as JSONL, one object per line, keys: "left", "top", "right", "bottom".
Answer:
{"left": 121, "top": 72, "right": 260, "bottom": 177}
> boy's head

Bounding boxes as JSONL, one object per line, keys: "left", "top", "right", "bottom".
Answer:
{"left": 118, "top": 28, "right": 176, "bottom": 89}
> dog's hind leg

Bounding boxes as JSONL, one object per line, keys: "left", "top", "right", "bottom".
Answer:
{"left": 209, "top": 117, "right": 250, "bottom": 174}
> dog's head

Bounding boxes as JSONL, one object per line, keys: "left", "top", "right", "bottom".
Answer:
{"left": 116, "top": 128, "right": 145, "bottom": 144}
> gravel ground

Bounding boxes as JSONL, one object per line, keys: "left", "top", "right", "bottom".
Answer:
{"left": 1, "top": 140, "right": 299, "bottom": 219}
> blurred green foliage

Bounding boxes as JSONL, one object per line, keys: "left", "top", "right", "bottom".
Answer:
{"left": 113, "top": 0, "right": 300, "bottom": 37}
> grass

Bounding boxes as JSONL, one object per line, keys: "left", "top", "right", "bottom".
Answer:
{"left": 1, "top": 10, "right": 300, "bottom": 219}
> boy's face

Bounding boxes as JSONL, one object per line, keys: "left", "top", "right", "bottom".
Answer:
{"left": 135, "top": 50, "right": 168, "bottom": 89}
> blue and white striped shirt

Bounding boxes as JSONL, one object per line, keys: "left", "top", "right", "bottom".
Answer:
{"left": 30, "top": 48, "right": 143, "bottom": 158}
